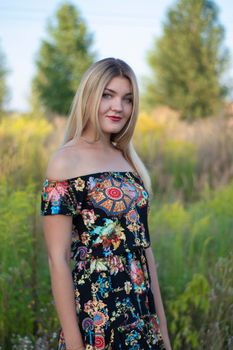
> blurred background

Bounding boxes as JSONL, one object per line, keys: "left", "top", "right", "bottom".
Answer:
{"left": 0, "top": 0, "right": 233, "bottom": 349}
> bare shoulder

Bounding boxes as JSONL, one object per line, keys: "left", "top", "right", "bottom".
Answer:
{"left": 46, "top": 142, "right": 83, "bottom": 181}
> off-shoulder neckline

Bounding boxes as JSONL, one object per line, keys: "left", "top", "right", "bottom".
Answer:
{"left": 45, "top": 170, "right": 140, "bottom": 183}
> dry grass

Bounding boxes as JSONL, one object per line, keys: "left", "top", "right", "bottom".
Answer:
{"left": 134, "top": 106, "right": 233, "bottom": 200}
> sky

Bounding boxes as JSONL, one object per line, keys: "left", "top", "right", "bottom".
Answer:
{"left": 0, "top": 0, "right": 232, "bottom": 112}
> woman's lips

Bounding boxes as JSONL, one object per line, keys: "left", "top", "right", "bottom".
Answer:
{"left": 107, "top": 115, "right": 122, "bottom": 122}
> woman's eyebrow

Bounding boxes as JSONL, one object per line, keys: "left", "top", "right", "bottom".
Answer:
{"left": 104, "top": 88, "right": 132, "bottom": 96}
{"left": 104, "top": 88, "right": 116, "bottom": 94}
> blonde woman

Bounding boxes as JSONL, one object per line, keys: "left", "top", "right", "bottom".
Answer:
{"left": 41, "top": 58, "right": 172, "bottom": 350}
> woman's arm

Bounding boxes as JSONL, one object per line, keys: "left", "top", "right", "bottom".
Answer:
{"left": 145, "top": 246, "right": 172, "bottom": 350}
{"left": 43, "top": 215, "right": 85, "bottom": 350}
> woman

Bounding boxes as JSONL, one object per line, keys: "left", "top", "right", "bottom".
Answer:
{"left": 41, "top": 58, "right": 172, "bottom": 350}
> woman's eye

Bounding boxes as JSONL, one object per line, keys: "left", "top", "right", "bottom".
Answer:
{"left": 102, "top": 93, "right": 112, "bottom": 99}
{"left": 124, "top": 97, "right": 133, "bottom": 103}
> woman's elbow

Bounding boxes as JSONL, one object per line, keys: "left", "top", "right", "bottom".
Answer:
{"left": 47, "top": 251, "right": 70, "bottom": 270}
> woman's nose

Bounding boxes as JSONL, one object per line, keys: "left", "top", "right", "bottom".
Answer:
{"left": 110, "top": 98, "right": 123, "bottom": 112}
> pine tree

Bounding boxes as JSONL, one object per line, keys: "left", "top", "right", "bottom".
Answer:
{"left": 144, "top": 0, "right": 229, "bottom": 120}
{"left": 33, "top": 3, "right": 96, "bottom": 116}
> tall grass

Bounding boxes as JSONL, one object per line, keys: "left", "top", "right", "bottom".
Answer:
{"left": 150, "top": 180, "right": 233, "bottom": 295}
{"left": 134, "top": 107, "right": 233, "bottom": 201}
{"left": 0, "top": 111, "right": 232, "bottom": 349}
{"left": 149, "top": 181, "right": 233, "bottom": 348}
{"left": 0, "top": 115, "right": 59, "bottom": 349}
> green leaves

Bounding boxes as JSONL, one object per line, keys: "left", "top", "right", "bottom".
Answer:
{"left": 150, "top": 180, "right": 233, "bottom": 348}
{"left": 144, "top": 0, "right": 230, "bottom": 120}
{"left": 169, "top": 274, "right": 210, "bottom": 349}
{"left": 33, "top": 3, "right": 96, "bottom": 116}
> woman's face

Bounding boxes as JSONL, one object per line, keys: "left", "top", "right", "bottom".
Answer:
{"left": 98, "top": 76, "right": 133, "bottom": 136}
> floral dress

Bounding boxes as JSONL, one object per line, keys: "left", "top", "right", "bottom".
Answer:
{"left": 41, "top": 171, "right": 165, "bottom": 350}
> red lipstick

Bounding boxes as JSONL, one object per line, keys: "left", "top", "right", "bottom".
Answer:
{"left": 107, "top": 115, "right": 122, "bottom": 122}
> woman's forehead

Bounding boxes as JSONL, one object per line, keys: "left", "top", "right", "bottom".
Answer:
{"left": 105, "top": 76, "right": 132, "bottom": 92}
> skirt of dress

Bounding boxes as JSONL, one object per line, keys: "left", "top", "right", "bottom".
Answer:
{"left": 57, "top": 313, "right": 165, "bottom": 349}
{"left": 57, "top": 249, "right": 165, "bottom": 349}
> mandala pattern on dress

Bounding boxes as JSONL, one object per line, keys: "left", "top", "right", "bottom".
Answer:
{"left": 88, "top": 175, "right": 138, "bottom": 215}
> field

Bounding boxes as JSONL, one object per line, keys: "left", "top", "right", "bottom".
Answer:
{"left": 0, "top": 109, "right": 232, "bottom": 349}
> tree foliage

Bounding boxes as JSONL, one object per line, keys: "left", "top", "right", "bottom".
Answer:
{"left": 144, "top": 0, "right": 229, "bottom": 120}
{"left": 33, "top": 2, "right": 95, "bottom": 116}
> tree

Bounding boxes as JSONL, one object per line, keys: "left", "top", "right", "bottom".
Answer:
{"left": 33, "top": 2, "right": 96, "bottom": 116}
{"left": 0, "top": 42, "right": 9, "bottom": 112}
{"left": 144, "top": 0, "right": 229, "bottom": 120}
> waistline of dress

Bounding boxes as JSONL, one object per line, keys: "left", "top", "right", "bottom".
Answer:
{"left": 71, "top": 246, "right": 146, "bottom": 266}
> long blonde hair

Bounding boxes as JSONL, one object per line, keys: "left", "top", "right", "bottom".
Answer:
{"left": 63, "top": 57, "right": 152, "bottom": 196}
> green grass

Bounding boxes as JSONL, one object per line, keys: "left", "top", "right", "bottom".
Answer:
{"left": 149, "top": 181, "right": 233, "bottom": 348}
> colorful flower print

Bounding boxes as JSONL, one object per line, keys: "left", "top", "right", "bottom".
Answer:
{"left": 81, "top": 232, "right": 91, "bottom": 245}
{"left": 134, "top": 181, "right": 149, "bottom": 208}
{"left": 41, "top": 179, "right": 78, "bottom": 215}
{"left": 90, "top": 259, "right": 108, "bottom": 273}
{"left": 124, "top": 281, "right": 132, "bottom": 295}
{"left": 108, "top": 255, "right": 124, "bottom": 275}
{"left": 82, "top": 317, "right": 94, "bottom": 331}
{"left": 126, "top": 209, "right": 139, "bottom": 223}
{"left": 94, "top": 333, "right": 105, "bottom": 349}
{"left": 130, "top": 260, "right": 144, "bottom": 286}
{"left": 41, "top": 172, "right": 165, "bottom": 349}
{"left": 43, "top": 180, "right": 69, "bottom": 201}
{"left": 81, "top": 209, "right": 98, "bottom": 228}
{"left": 74, "top": 177, "right": 85, "bottom": 191}
{"left": 91, "top": 218, "right": 125, "bottom": 251}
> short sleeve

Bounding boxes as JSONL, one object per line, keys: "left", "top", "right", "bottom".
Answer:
{"left": 41, "top": 178, "right": 83, "bottom": 216}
